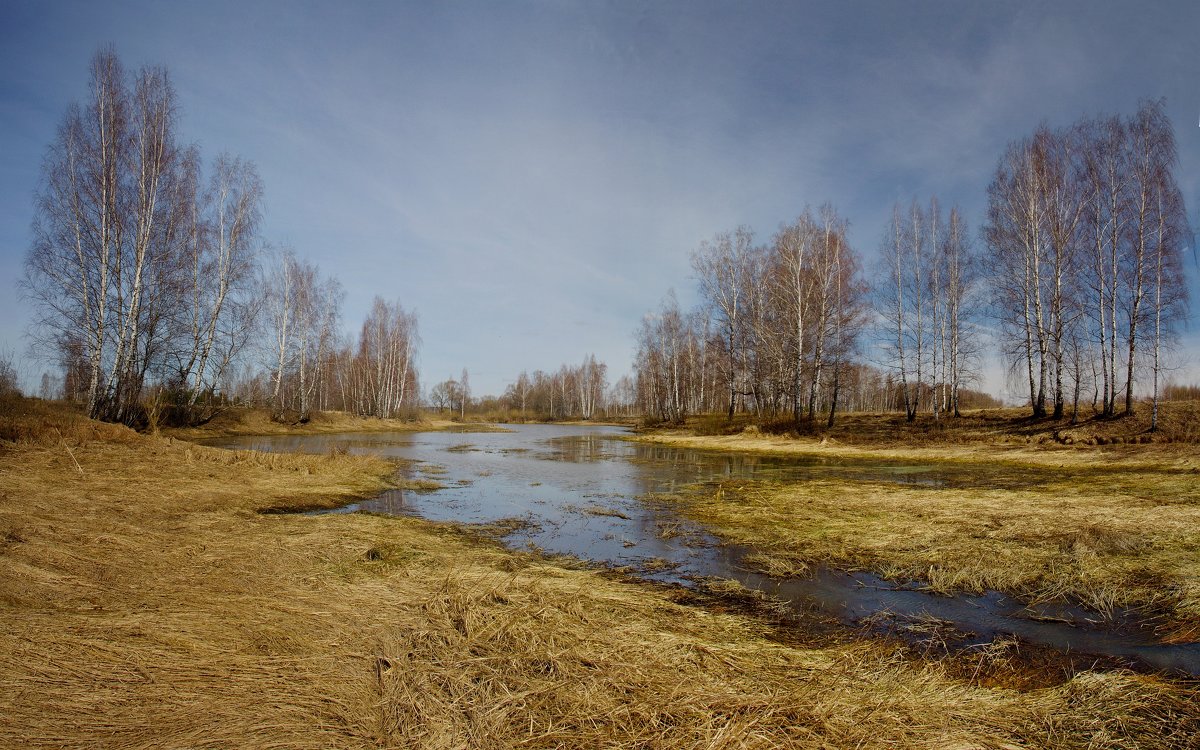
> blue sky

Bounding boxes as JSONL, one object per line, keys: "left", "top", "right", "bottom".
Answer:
{"left": 2, "top": 1, "right": 1198, "bottom": 399}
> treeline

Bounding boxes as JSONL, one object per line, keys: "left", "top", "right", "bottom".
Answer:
{"left": 1162, "top": 382, "right": 1200, "bottom": 402}
{"left": 501, "top": 355, "right": 609, "bottom": 420}
{"left": 635, "top": 208, "right": 874, "bottom": 426}
{"left": 217, "top": 279, "right": 420, "bottom": 422}
{"left": 22, "top": 48, "right": 420, "bottom": 425}
{"left": 878, "top": 198, "right": 978, "bottom": 422}
{"left": 636, "top": 100, "right": 1190, "bottom": 427}
{"left": 430, "top": 355, "right": 612, "bottom": 421}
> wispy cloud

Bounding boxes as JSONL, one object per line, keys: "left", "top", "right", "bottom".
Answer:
{"left": 1, "top": 1, "right": 1196, "bottom": 393}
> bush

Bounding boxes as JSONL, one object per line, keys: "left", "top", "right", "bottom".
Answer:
{"left": 0, "top": 354, "right": 19, "bottom": 398}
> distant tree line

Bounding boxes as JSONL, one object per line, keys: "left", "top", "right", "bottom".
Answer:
{"left": 636, "top": 100, "right": 1190, "bottom": 427}
{"left": 429, "top": 355, "right": 610, "bottom": 421}
{"left": 877, "top": 198, "right": 979, "bottom": 422}
{"left": 22, "top": 48, "right": 421, "bottom": 425}
{"left": 635, "top": 207, "right": 876, "bottom": 427}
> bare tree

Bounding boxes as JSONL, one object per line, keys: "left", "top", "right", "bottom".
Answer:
{"left": 807, "top": 205, "right": 850, "bottom": 422}
{"left": 772, "top": 212, "right": 815, "bottom": 423}
{"left": 1121, "top": 100, "right": 1186, "bottom": 416}
{"left": 1146, "top": 140, "right": 1190, "bottom": 429}
{"left": 25, "top": 49, "right": 131, "bottom": 419}
{"left": 514, "top": 371, "right": 531, "bottom": 417}
{"left": 264, "top": 248, "right": 299, "bottom": 416}
{"left": 459, "top": 369, "right": 470, "bottom": 419}
{"left": 692, "top": 227, "right": 755, "bottom": 419}
{"left": 635, "top": 292, "right": 694, "bottom": 423}
{"left": 878, "top": 204, "right": 921, "bottom": 421}
{"left": 1079, "top": 114, "right": 1129, "bottom": 416}
{"left": 428, "top": 381, "right": 451, "bottom": 412}
{"left": 349, "top": 297, "right": 420, "bottom": 418}
{"left": 179, "top": 153, "right": 263, "bottom": 403}
{"left": 985, "top": 133, "right": 1054, "bottom": 417}
{"left": 942, "top": 206, "right": 976, "bottom": 416}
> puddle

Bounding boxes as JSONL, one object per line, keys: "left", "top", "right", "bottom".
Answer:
{"left": 205, "top": 424, "right": 1200, "bottom": 677}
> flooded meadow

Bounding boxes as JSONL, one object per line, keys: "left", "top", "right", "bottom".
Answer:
{"left": 209, "top": 424, "right": 1200, "bottom": 677}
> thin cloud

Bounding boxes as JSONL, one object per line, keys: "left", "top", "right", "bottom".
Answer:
{"left": 0, "top": 1, "right": 1196, "bottom": 394}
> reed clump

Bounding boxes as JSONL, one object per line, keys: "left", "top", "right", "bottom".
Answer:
{"left": 1, "top": 398, "right": 1197, "bottom": 748}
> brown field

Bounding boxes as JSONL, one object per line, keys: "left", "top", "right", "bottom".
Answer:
{"left": 1, "top": 397, "right": 1198, "bottom": 748}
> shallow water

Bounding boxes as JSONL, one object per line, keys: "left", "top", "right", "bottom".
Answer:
{"left": 208, "top": 424, "right": 1200, "bottom": 676}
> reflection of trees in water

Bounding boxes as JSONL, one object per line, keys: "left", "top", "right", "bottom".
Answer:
{"left": 631, "top": 443, "right": 779, "bottom": 480}
{"left": 362, "top": 488, "right": 414, "bottom": 515}
{"left": 630, "top": 443, "right": 1056, "bottom": 491}
{"left": 540, "top": 434, "right": 611, "bottom": 463}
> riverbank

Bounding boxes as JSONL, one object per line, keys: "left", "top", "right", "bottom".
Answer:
{"left": 633, "top": 426, "right": 1200, "bottom": 641}
{"left": 667, "top": 402, "right": 1200, "bottom": 447}
{"left": 2, "top": 397, "right": 1197, "bottom": 747}
{"left": 161, "top": 405, "right": 505, "bottom": 441}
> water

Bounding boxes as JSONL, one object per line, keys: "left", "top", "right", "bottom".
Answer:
{"left": 207, "top": 424, "right": 1200, "bottom": 677}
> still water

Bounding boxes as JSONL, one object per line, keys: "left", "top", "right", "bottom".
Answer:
{"left": 207, "top": 424, "right": 1200, "bottom": 676}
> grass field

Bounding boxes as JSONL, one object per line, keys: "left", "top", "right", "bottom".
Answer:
{"left": 1, "top": 398, "right": 1197, "bottom": 748}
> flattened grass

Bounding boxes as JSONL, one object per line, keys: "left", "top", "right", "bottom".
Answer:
{"left": 1, "top": 398, "right": 1197, "bottom": 748}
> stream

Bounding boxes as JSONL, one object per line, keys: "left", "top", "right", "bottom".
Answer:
{"left": 206, "top": 423, "right": 1200, "bottom": 677}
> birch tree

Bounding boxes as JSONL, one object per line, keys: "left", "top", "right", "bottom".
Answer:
{"left": 692, "top": 227, "right": 755, "bottom": 419}
{"left": 23, "top": 48, "right": 267, "bottom": 425}
{"left": 986, "top": 101, "right": 1189, "bottom": 420}
{"left": 179, "top": 153, "right": 263, "bottom": 403}
{"left": 772, "top": 213, "right": 816, "bottom": 423}
{"left": 353, "top": 298, "right": 419, "bottom": 418}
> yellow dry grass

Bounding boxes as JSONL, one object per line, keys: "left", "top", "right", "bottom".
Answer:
{"left": 162, "top": 405, "right": 464, "bottom": 441}
{"left": 1, "top": 397, "right": 1197, "bottom": 748}
{"left": 635, "top": 430, "right": 1200, "bottom": 638}
{"left": 636, "top": 422, "right": 1200, "bottom": 472}
{"left": 684, "top": 401, "right": 1200, "bottom": 447}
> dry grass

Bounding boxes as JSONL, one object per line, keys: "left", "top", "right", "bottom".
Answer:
{"left": 1, "top": 397, "right": 1197, "bottom": 748}
{"left": 161, "top": 404, "right": 462, "bottom": 441}
{"left": 681, "top": 401, "right": 1200, "bottom": 446}
{"left": 635, "top": 428, "right": 1200, "bottom": 638}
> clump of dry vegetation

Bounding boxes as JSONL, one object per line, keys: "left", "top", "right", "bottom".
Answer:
{"left": 2, "top": 397, "right": 1197, "bottom": 748}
